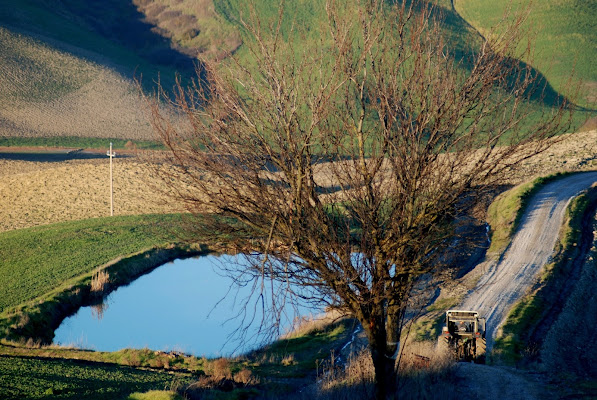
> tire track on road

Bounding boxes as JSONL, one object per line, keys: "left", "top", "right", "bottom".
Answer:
{"left": 460, "top": 171, "right": 597, "bottom": 348}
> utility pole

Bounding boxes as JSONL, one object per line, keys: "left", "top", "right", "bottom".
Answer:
{"left": 106, "top": 142, "right": 116, "bottom": 216}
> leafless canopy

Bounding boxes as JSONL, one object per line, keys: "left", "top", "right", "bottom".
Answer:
{"left": 145, "top": 1, "right": 572, "bottom": 398}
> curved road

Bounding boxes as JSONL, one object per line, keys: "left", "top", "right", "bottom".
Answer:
{"left": 460, "top": 171, "right": 597, "bottom": 346}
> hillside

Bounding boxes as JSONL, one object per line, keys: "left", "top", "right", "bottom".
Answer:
{"left": 0, "top": 0, "right": 592, "bottom": 144}
{"left": 214, "top": 0, "right": 590, "bottom": 136}
{"left": 0, "top": 27, "right": 157, "bottom": 141}
{"left": 0, "top": 0, "right": 235, "bottom": 143}
{"left": 454, "top": 0, "right": 597, "bottom": 109}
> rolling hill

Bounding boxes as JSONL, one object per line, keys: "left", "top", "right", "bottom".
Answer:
{"left": 454, "top": 0, "right": 596, "bottom": 109}
{"left": 0, "top": 0, "right": 236, "bottom": 144}
{"left": 0, "top": 0, "right": 592, "bottom": 144}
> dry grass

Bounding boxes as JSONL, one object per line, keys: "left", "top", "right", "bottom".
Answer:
{"left": 309, "top": 340, "right": 456, "bottom": 400}
{"left": 210, "top": 358, "right": 231, "bottom": 379}
{"left": 232, "top": 368, "right": 256, "bottom": 385}
{"left": 90, "top": 269, "right": 110, "bottom": 293}
{"left": 282, "top": 310, "right": 346, "bottom": 340}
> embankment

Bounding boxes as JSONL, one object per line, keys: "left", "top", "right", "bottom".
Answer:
{"left": 1, "top": 245, "right": 208, "bottom": 345}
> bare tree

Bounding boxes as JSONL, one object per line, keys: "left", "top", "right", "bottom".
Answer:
{"left": 144, "top": 1, "right": 572, "bottom": 398}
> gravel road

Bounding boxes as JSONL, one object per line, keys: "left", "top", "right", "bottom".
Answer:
{"left": 460, "top": 171, "right": 597, "bottom": 346}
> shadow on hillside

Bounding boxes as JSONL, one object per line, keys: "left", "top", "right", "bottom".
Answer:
{"left": 0, "top": 150, "right": 129, "bottom": 163}
{"left": 59, "top": 0, "right": 197, "bottom": 72}
{"left": 0, "top": 0, "right": 201, "bottom": 89}
{"left": 421, "top": 0, "right": 574, "bottom": 109}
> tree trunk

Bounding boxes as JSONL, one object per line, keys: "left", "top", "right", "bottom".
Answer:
{"left": 366, "top": 314, "right": 398, "bottom": 400}
{"left": 371, "top": 344, "right": 397, "bottom": 400}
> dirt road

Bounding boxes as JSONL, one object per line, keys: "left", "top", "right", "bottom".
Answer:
{"left": 460, "top": 171, "right": 597, "bottom": 347}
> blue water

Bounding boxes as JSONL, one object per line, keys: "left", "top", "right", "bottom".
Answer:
{"left": 53, "top": 255, "right": 314, "bottom": 357}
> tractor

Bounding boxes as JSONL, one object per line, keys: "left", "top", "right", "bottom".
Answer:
{"left": 439, "top": 309, "right": 486, "bottom": 363}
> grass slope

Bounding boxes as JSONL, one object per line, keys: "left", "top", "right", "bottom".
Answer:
{"left": 215, "top": 0, "right": 588, "bottom": 134}
{"left": 0, "top": 27, "right": 158, "bottom": 141}
{"left": 454, "top": 0, "right": 597, "bottom": 108}
{"left": 0, "top": 214, "right": 186, "bottom": 314}
{"left": 0, "top": 0, "right": 189, "bottom": 86}
{"left": 0, "top": 354, "right": 192, "bottom": 400}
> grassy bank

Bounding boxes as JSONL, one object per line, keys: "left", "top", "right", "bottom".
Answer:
{"left": 0, "top": 214, "right": 206, "bottom": 342}
{"left": 486, "top": 172, "right": 571, "bottom": 256}
{"left": 493, "top": 185, "right": 597, "bottom": 365}
{"left": 0, "top": 317, "right": 355, "bottom": 400}
{"left": 0, "top": 211, "right": 359, "bottom": 399}
{"left": 0, "top": 214, "right": 190, "bottom": 314}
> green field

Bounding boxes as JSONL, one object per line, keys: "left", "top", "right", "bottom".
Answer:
{"left": 454, "top": 0, "right": 597, "bottom": 108}
{"left": 0, "top": 208, "right": 356, "bottom": 399}
{"left": 213, "top": 0, "right": 589, "bottom": 135}
{"left": 0, "top": 136, "right": 162, "bottom": 150}
{"left": 0, "top": 318, "right": 353, "bottom": 399}
{"left": 0, "top": 355, "right": 192, "bottom": 400}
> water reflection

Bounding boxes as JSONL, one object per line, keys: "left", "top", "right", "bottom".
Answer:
{"left": 90, "top": 302, "right": 108, "bottom": 321}
{"left": 54, "top": 254, "right": 315, "bottom": 357}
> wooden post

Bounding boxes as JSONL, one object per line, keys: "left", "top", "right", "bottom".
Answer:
{"left": 106, "top": 142, "right": 116, "bottom": 216}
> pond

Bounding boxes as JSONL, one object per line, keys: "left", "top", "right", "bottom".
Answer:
{"left": 53, "top": 254, "right": 316, "bottom": 357}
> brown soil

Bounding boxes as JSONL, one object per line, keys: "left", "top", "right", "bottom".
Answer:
{"left": 0, "top": 156, "right": 183, "bottom": 231}
{"left": 1, "top": 129, "right": 595, "bottom": 233}
{"left": 508, "top": 129, "right": 597, "bottom": 184}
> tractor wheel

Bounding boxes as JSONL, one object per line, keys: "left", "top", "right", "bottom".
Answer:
{"left": 474, "top": 337, "right": 486, "bottom": 364}
{"left": 436, "top": 335, "right": 450, "bottom": 356}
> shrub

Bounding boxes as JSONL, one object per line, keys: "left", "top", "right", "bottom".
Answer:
{"left": 90, "top": 269, "right": 110, "bottom": 293}
{"left": 211, "top": 358, "right": 231, "bottom": 379}
{"left": 233, "top": 368, "right": 256, "bottom": 385}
